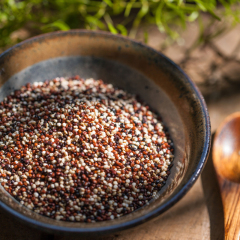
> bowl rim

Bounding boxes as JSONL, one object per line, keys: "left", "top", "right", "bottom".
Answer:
{"left": 0, "top": 29, "right": 211, "bottom": 234}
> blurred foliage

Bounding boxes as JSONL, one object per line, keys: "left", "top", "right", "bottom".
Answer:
{"left": 0, "top": 0, "right": 240, "bottom": 49}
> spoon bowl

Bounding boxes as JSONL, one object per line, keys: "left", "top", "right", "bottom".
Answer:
{"left": 213, "top": 112, "right": 240, "bottom": 183}
{"left": 213, "top": 112, "right": 240, "bottom": 240}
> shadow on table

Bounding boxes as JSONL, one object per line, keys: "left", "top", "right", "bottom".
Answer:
{"left": 201, "top": 134, "right": 224, "bottom": 240}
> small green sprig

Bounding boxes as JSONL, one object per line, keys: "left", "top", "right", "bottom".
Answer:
{"left": 0, "top": 0, "right": 239, "bottom": 49}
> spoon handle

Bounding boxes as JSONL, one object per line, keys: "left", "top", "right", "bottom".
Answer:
{"left": 218, "top": 177, "right": 240, "bottom": 240}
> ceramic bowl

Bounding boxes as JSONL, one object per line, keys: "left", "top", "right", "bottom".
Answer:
{"left": 0, "top": 30, "right": 211, "bottom": 236}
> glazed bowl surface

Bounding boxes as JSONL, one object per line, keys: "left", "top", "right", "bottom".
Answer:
{"left": 0, "top": 30, "right": 210, "bottom": 235}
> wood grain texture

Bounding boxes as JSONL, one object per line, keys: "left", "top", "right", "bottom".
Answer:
{"left": 218, "top": 178, "right": 240, "bottom": 240}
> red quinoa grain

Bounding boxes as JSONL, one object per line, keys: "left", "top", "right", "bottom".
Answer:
{"left": 0, "top": 76, "right": 174, "bottom": 222}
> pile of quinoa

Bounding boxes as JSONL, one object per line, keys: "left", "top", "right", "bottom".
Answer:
{"left": 0, "top": 76, "right": 174, "bottom": 222}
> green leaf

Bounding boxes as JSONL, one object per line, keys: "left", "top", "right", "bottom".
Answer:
{"left": 125, "top": 0, "right": 136, "bottom": 17}
{"left": 103, "top": 0, "right": 113, "bottom": 7}
{"left": 196, "top": 1, "right": 207, "bottom": 11}
{"left": 207, "top": 9, "right": 221, "bottom": 21}
{"left": 177, "top": 0, "right": 183, "bottom": 6}
{"left": 86, "top": 15, "right": 106, "bottom": 29}
{"left": 42, "top": 20, "right": 70, "bottom": 31}
{"left": 117, "top": 24, "right": 128, "bottom": 36}
{"left": 155, "top": 1, "right": 165, "bottom": 32}
{"left": 188, "top": 11, "right": 199, "bottom": 22}
{"left": 107, "top": 23, "right": 118, "bottom": 34}
{"left": 132, "top": 0, "right": 149, "bottom": 28}
{"left": 94, "top": 2, "right": 107, "bottom": 19}
{"left": 144, "top": 30, "right": 148, "bottom": 43}
{"left": 104, "top": 14, "right": 118, "bottom": 34}
{"left": 0, "top": 12, "right": 8, "bottom": 22}
{"left": 166, "top": 2, "right": 187, "bottom": 28}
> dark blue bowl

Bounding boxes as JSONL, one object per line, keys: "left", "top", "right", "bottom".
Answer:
{"left": 0, "top": 30, "right": 211, "bottom": 236}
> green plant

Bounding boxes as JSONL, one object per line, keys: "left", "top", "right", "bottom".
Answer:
{"left": 0, "top": 0, "right": 240, "bottom": 49}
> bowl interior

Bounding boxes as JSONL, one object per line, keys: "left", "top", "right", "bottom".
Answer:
{"left": 0, "top": 31, "right": 210, "bottom": 234}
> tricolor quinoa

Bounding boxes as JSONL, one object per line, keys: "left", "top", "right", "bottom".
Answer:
{"left": 0, "top": 76, "right": 174, "bottom": 222}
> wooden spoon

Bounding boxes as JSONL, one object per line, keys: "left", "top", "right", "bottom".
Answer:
{"left": 213, "top": 112, "right": 240, "bottom": 240}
